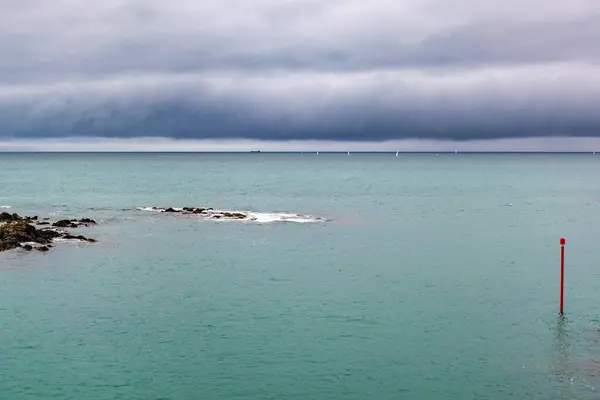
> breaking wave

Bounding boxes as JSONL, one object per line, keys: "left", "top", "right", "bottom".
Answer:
{"left": 245, "top": 211, "right": 323, "bottom": 224}
{"left": 135, "top": 206, "right": 327, "bottom": 224}
{"left": 0, "top": 205, "right": 11, "bottom": 209}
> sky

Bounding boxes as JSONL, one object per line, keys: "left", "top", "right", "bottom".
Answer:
{"left": 1, "top": 0, "right": 600, "bottom": 151}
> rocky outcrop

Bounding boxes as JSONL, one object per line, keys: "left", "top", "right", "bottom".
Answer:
{"left": 0, "top": 212, "right": 21, "bottom": 222}
{"left": 139, "top": 206, "right": 327, "bottom": 224}
{"left": 221, "top": 212, "right": 247, "bottom": 219}
{"left": 160, "top": 207, "right": 215, "bottom": 214}
{"left": 183, "top": 207, "right": 213, "bottom": 214}
{"left": 52, "top": 220, "right": 76, "bottom": 228}
{"left": 0, "top": 213, "right": 98, "bottom": 253}
{"left": 1, "top": 212, "right": 45, "bottom": 224}
{"left": 52, "top": 218, "right": 97, "bottom": 228}
{"left": 150, "top": 207, "right": 248, "bottom": 220}
{"left": 0, "top": 220, "right": 60, "bottom": 252}
{"left": 63, "top": 234, "right": 97, "bottom": 243}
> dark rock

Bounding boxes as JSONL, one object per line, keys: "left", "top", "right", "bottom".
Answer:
{"left": 0, "top": 221, "right": 48, "bottom": 251}
{"left": 1, "top": 220, "right": 38, "bottom": 237}
{"left": 221, "top": 212, "right": 247, "bottom": 219}
{"left": 64, "top": 234, "right": 82, "bottom": 240}
{"left": 155, "top": 206, "right": 246, "bottom": 219}
{"left": 64, "top": 234, "right": 97, "bottom": 243}
{"left": 1, "top": 212, "right": 100, "bottom": 253}
{"left": 153, "top": 206, "right": 216, "bottom": 214}
{"left": 0, "top": 212, "right": 21, "bottom": 222}
{"left": 52, "top": 218, "right": 96, "bottom": 227}
{"left": 37, "top": 229, "right": 62, "bottom": 242}
{"left": 53, "top": 219, "right": 74, "bottom": 228}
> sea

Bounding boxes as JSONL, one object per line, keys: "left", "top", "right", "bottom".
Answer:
{"left": 2, "top": 152, "right": 600, "bottom": 399}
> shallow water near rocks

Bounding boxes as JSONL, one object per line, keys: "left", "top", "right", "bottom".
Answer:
{"left": 2, "top": 152, "right": 600, "bottom": 399}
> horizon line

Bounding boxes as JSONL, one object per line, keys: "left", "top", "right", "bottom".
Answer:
{"left": 0, "top": 150, "right": 598, "bottom": 154}
{"left": 1, "top": 136, "right": 600, "bottom": 153}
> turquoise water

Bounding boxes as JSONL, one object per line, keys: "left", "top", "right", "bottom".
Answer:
{"left": 2, "top": 153, "right": 600, "bottom": 399}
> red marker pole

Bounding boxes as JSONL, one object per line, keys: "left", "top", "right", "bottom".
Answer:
{"left": 560, "top": 238, "right": 566, "bottom": 315}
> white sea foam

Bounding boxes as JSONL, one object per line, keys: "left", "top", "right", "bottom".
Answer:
{"left": 136, "top": 206, "right": 160, "bottom": 212}
{"left": 136, "top": 206, "right": 327, "bottom": 224}
{"left": 245, "top": 211, "right": 324, "bottom": 224}
{"left": 197, "top": 208, "right": 326, "bottom": 224}
{"left": 0, "top": 205, "right": 11, "bottom": 209}
{"left": 135, "top": 206, "right": 185, "bottom": 212}
{"left": 53, "top": 237, "right": 87, "bottom": 243}
{"left": 19, "top": 241, "right": 38, "bottom": 246}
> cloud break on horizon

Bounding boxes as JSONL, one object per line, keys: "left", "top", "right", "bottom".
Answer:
{"left": 1, "top": 0, "right": 600, "bottom": 151}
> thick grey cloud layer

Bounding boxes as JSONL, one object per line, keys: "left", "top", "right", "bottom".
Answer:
{"left": 1, "top": 0, "right": 599, "bottom": 142}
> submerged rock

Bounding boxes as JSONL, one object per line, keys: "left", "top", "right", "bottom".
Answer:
{"left": 63, "top": 234, "right": 97, "bottom": 243}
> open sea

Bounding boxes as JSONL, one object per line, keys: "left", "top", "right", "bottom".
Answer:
{"left": 2, "top": 152, "right": 600, "bottom": 399}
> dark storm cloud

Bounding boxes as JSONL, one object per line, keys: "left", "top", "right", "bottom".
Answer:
{"left": 0, "top": 0, "right": 599, "bottom": 141}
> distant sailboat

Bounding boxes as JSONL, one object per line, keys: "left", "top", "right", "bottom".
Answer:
{"left": 455, "top": 149, "right": 458, "bottom": 154}
{"left": 348, "top": 151, "right": 350, "bottom": 155}
{"left": 395, "top": 151, "right": 399, "bottom": 157}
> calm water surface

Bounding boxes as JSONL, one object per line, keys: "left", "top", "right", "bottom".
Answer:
{"left": 2, "top": 153, "right": 600, "bottom": 399}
